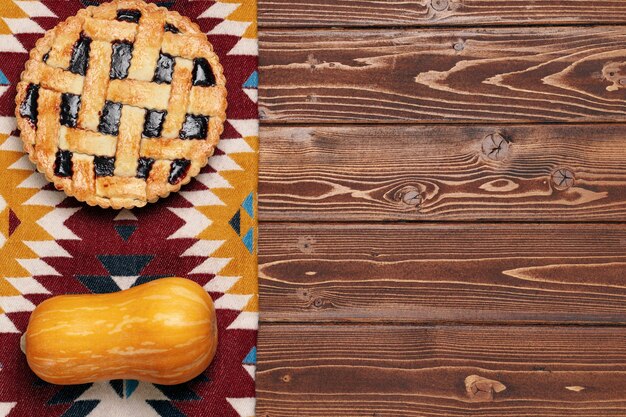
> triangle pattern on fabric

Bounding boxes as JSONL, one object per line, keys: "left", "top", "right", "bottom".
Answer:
{"left": 114, "top": 224, "right": 137, "bottom": 241}
{"left": 229, "top": 210, "right": 241, "bottom": 236}
{"left": 97, "top": 255, "right": 153, "bottom": 276}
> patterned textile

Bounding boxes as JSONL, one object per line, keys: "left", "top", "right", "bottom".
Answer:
{"left": 0, "top": 1, "right": 258, "bottom": 416}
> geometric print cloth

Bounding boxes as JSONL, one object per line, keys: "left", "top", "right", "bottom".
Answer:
{"left": 0, "top": 1, "right": 258, "bottom": 416}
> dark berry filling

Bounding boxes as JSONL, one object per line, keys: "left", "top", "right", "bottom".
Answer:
{"left": 60, "top": 93, "right": 81, "bottom": 128}
{"left": 136, "top": 157, "right": 155, "bottom": 179}
{"left": 54, "top": 150, "right": 73, "bottom": 177}
{"left": 98, "top": 101, "right": 122, "bottom": 135}
{"left": 42, "top": 51, "right": 49, "bottom": 63}
{"left": 69, "top": 35, "right": 92, "bottom": 76}
{"left": 153, "top": 53, "right": 175, "bottom": 84}
{"left": 179, "top": 114, "right": 208, "bottom": 139}
{"left": 19, "top": 84, "right": 40, "bottom": 125}
{"left": 192, "top": 58, "right": 216, "bottom": 87}
{"left": 116, "top": 9, "right": 141, "bottom": 23}
{"left": 94, "top": 156, "right": 115, "bottom": 177}
{"left": 110, "top": 41, "right": 133, "bottom": 80}
{"left": 164, "top": 23, "right": 179, "bottom": 34}
{"left": 143, "top": 110, "right": 166, "bottom": 137}
{"left": 168, "top": 159, "right": 191, "bottom": 185}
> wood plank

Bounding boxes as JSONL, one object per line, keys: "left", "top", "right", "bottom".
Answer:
{"left": 259, "top": 0, "right": 626, "bottom": 28}
{"left": 259, "top": 27, "right": 626, "bottom": 123}
{"left": 257, "top": 324, "right": 626, "bottom": 417}
{"left": 259, "top": 223, "right": 626, "bottom": 323}
{"left": 259, "top": 124, "right": 626, "bottom": 221}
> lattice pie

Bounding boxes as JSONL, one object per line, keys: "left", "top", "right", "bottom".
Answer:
{"left": 15, "top": 0, "right": 227, "bottom": 208}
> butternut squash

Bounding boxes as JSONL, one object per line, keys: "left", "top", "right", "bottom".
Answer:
{"left": 23, "top": 277, "right": 217, "bottom": 385}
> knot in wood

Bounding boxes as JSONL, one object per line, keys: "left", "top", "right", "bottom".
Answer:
{"left": 281, "top": 374, "right": 291, "bottom": 383}
{"left": 602, "top": 61, "right": 626, "bottom": 91}
{"left": 481, "top": 133, "right": 509, "bottom": 161}
{"left": 395, "top": 186, "right": 422, "bottom": 207}
{"left": 551, "top": 168, "right": 575, "bottom": 190}
{"left": 431, "top": 0, "right": 448, "bottom": 11}
{"left": 453, "top": 41, "right": 465, "bottom": 52}
{"left": 465, "top": 375, "right": 506, "bottom": 402}
{"left": 313, "top": 298, "right": 324, "bottom": 308}
{"left": 297, "top": 236, "right": 316, "bottom": 254}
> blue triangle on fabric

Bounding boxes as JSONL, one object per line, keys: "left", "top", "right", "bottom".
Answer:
{"left": 0, "top": 70, "right": 9, "bottom": 86}
{"left": 59, "top": 400, "right": 100, "bottom": 417}
{"left": 243, "top": 71, "right": 258, "bottom": 88}
{"left": 48, "top": 384, "right": 92, "bottom": 405}
{"left": 76, "top": 275, "right": 121, "bottom": 293}
{"left": 114, "top": 224, "right": 137, "bottom": 241}
{"left": 125, "top": 380, "right": 139, "bottom": 398}
{"left": 97, "top": 255, "right": 153, "bottom": 276}
{"left": 243, "top": 346, "right": 256, "bottom": 365}
{"left": 241, "top": 192, "right": 254, "bottom": 218}
{"left": 146, "top": 400, "right": 186, "bottom": 417}
{"left": 229, "top": 210, "right": 241, "bottom": 235}
{"left": 242, "top": 227, "right": 254, "bottom": 254}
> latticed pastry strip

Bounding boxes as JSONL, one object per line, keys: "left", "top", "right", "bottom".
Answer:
{"left": 15, "top": 0, "right": 227, "bottom": 209}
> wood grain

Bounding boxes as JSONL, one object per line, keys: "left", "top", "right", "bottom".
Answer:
{"left": 257, "top": 324, "right": 626, "bottom": 416}
{"left": 259, "top": 124, "right": 626, "bottom": 221}
{"left": 259, "top": 223, "right": 626, "bottom": 323}
{"left": 259, "top": 27, "right": 626, "bottom": 123}
{"left": 259, "top": 0, "right": 626, "bottom": 28}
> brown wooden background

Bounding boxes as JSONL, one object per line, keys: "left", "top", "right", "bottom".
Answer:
{"left": 255, "top": 1, "right": 626, "bottom": 415}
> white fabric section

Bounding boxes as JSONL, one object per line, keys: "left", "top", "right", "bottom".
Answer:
{"left": 228, "top": 38, "right": 258, "bottom": 56}
{"left": 111, "top": 276, "right": 139, "bottom": 290}
{"left": 15, "top": 1, "right": 56, "bottom": 17}
{"left": 0, "top": 35, "right": 26, "bottom": 53}
{"left": 23, "top": 240, "right": 72, "bottom": 257}
{"left": 0, "top": 117, "right": 16, "bottom": 134}
{"left": 208, "top": 155, "right": 242, "bottom": 171}
{"left": 209, "top": 20, "right": 250, "bottom": 37}
{"left": 181, "top": 240, "right": 224, "bottom": 257}
{"left": 16, "top": 259, "right": 60, "bottom": 276}
{"left": 0, "top": 295, "right": 35, "bottom": 313}
{"left": 180, "top": 189, "right": 224, "bottom": 206}
{"left": 8, "top": 154, "right": 35, "bottom": 170}
{"left": 77, "top": 381, "right": 166, "bottom": 417}
{"left": 227, "top": 311, "right": 259, "bottom": 330}
{"left": 24, "top": 190, "right": 66, "bottom": 206}
{"left": 37, "top": 208, "right": 81, "bottom": 239}
{"left": 214, "top": 294, "right": 252, "bottom": 311}
{"left": 189, "top": 257, "right": 231, "bottom": 275}
{"left": 0, "top": 315, "right": 19, "bottom": 333}
{"left": 114, "top": 209, "right": 138, "bottom": 221}
{"left": 204, "top": 275, "right": 240, "bottom": 293}
{"left": 3, "top": 18, "right": 44, "bottom": 33}
{"left": 0, "top": 402, "right": 17, "bottom": 417}
{"left": 167, "top": 208, "right": 211, "bottom": 239}
{"left": 5, "top": 277, "right": 51, "bottom": 294}
{"left": 229, "top": 119, "right": 259, "bottom": 137}
{"left": 0, "top": 135, "right": 23, "bottom": 151}
{"left": 199, "top": 2, "right": 239, "bottom": 18}
{"left": 226, "top": 397, "right": 256, "bottom": 417}
{"left": 195, "top": 172, "right": 232, "bottom": 189}
{"left": 243, "top": 364, "right": 256, "bottom": 380}
{"left": 218, "top": 138, "right": 254, "bottom": 154}
{"left": 242, "top": 88, "right": 258, "bottom": 103}
{"left": 17, "top": 172, "right": 49, "bottom": 189}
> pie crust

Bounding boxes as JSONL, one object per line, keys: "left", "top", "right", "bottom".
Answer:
{"left": 15, "top": 0, "right": 227, "bottom": 209}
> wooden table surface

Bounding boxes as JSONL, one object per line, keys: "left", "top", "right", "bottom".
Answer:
{"left": 255, "top": 1, "right": 626, "bottom": 415}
